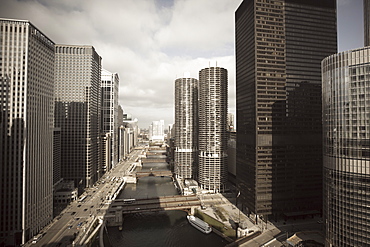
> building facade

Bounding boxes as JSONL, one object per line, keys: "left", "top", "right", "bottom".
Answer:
{"left": 149, "top": 120, "right": 165, "bottom": 141}
{"left": 54, "top": 45, "right": 102, "bottom": 189}
{"left": 365, "top": 0, "right": 370, "bottom": 47}
{"left": 174, "top": 77, "right": 199, "bottom": 179}
{"left": 322, "top": 47, "right": 370, "bottom": 247}
{"left": 198, "top": 67, "right": 228, "bottom": 192}
{"left": 235, "top": 0, "right": 337, "bottom": 220}
{"left": 101, "top": 69, "right": 119, "bottom": 171}
{"left": 0, "top": 18, "right": 54, "bottom": 245}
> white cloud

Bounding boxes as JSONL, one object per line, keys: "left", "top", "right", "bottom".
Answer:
{"left": 0, "top": 0, "right": 242, "bottom": 128}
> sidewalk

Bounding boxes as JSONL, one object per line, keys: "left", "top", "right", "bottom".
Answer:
{"left": 198, "top": 193, "right": 261, "bottom": 237}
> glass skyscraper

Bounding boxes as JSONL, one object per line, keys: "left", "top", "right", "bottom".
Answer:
{"left": 174, "top": 77, "right": 198, "bottom": 179}
{"left": 0, "top": 18, "right": 54, "bottom": 245}
{"left": 54, "top": 45, "right": 102, "bottom": 189}
{"left": 322, "top": 47, "right": 370, "bottom": 246}
{"left": 198, "top": 67, "right": 228, "bottom": 192}
{"left": 235, "top": 0, "right": 337, "bottom": 220}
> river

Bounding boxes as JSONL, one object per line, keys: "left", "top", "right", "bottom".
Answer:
{"left": 101, "top": 151, "right": 227, "bottom": 247}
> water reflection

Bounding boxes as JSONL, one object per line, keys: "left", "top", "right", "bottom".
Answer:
{"left": 118, "top": 176, "right": 178, "bottom": 200}
{"left": 104, "top": 154, "right": 226, "bottom": 247}
{"left": 106, "top": 211, "right": 227, "bottom": 247}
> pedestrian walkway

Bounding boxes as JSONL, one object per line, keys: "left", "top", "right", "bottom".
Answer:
{"left": 198, "top": 193, "right": 261, "bottom": 238}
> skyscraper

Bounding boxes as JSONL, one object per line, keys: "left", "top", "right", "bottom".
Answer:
{"left": 365, "top": 0, "right": 370, "bottom": 46}
{"left": 0, "top": 18, "right": 54, "bottom": 245}
{"left": 235, "top": 0, "right": 337, "bottom": 220}
{"left": 322, "top": 47, "right": 370, "bottom": 246}
{"left": 54, "top": 45, "right": 102, "bottom": 189}
{"left": 101, "top": 68, "right": 119, "bottom": 172}
{"left": 149, "top": 120, "right": 165, "bottom": 141}
{"left": 174, "top": 76, "right": 198, "bottom": 179}
{"left": 198, "top": 67, "right": 228, "bottom": 192}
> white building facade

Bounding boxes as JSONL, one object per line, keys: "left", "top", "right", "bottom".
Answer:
{"left": 149, "top": 120, "right": 165, "bottom": 141}
{"left": 101, "top": 69, "right": 119, "bottom": 171}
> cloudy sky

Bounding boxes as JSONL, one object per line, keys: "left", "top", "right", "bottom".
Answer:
{"left": 0, "top": 0, "right": 364, "bottom": 128}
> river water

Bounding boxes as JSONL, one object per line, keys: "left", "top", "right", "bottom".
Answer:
{"left": 102, "top": 152, "right": 227, "bottom": 247}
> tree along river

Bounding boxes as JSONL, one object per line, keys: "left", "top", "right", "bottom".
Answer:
{"left": 101, "top": 152, "right": 227, "bottom": 247}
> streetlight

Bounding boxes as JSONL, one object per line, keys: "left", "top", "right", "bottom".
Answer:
{"left": 235, "top": 191, "right": 240, "bottom": 239}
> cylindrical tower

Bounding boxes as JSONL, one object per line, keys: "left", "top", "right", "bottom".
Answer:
{"left": 198, "top": 67, "right": 228, "bottom": 192}
{"left": 174, "top": 77, "right": 198, "bottom": 179}
{"left": 365, "top": 0, "right": 370, "bottom": 46}
{"left": 322, "top": 47, "right": 370, "bottom": 246}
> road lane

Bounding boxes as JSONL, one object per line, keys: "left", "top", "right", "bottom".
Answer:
{"left": 28, "top": 145, "right": 146, "bottom": 246}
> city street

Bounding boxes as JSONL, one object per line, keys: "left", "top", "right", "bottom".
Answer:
{"left": 27, "top": 147, "right": 145, "bottom": 247}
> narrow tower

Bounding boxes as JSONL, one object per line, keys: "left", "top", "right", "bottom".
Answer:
{"left": 174, "top": 76, "right": 198, "bottom": 179}
{"left": 198, "top": 67, "right": 228, "bottom": 192}
{"left": 101, "top": 69, "right": 119, "bottom": 172}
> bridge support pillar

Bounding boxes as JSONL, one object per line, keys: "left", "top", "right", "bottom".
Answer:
{"left": 115, "top": 207, "right": 123, "bottom": 225}
{"left": 190, "top": 206, "right": 197, "bottom": 215}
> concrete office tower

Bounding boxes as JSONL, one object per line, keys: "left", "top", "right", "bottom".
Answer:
{"left": 54, "top": 45, "right": 102, "bottom": 189}
{"left": 0, "top": 18, "right": 54, "bottom": 245}
{"left": 365, "top": 0, "right": 370, "bottom": 46}
{"left": 174, "top": 77, "right": 199, "bottom": 179}
{"left": 322, "top": 47, "right": 370, "bottom": 247}
{"left": 235, "top": 0, "right": 337, "bottom": 220}
{"left": 198, "top": 67, "right": 228, "bottom": 192}
{"left": 101, "top": 69, "right": 119, "bottom": 171}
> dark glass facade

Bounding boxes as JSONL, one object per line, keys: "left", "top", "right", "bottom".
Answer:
{"left": 235, "top": 0, "right": 337, "bottom": 219}
{"left": 322, "top": 47, "right": 370, "bottom": 246}
{"left": 54, "top": 45, "right": 102, "bottom": 188}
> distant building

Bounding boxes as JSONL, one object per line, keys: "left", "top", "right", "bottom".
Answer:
{"left": 53, "top": 180, "right": 78, "bottom": 217}
{"left": 227, "top": 131, "right": 236, "bottom": 185}
{"left": 227, "top": 113, "right": 235, "bottom": 131}
{"left": 174, "top": 77, "right": 198, "bottom": 179}
{"left": 149, "top": 120, "right": 165, "bottom": 141}
{"left": 322, "top": 46, "right": 370, "bottom": 247}
{"left": 117, "top": 109, "right": 139, "bottom": 161}
{"left": 54, "top": 128, "right": 62, "bottom": 186}
{"left": 54, "top": 44, "right": 102, "bottom": 189}
{"left": 365, "top": 0, "right": 370, "bottom": 46}
{"left": 198, "top": 67, "right": 228, "bottom": 192}
{"left": 235, "top": 0, "right": 337, "bottom": 220}
{"left": 101, "top": 69, "right": 119, "bottom": 171}
{"left": 101, "top": 132, "right": 112, "bottom": 174}
{"left": 0, "top": 18, "right": 54, "bottom": 245}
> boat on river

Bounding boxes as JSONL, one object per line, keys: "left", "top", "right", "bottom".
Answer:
{"left": 187, "top": 215, "right": 212, "bottom": 234}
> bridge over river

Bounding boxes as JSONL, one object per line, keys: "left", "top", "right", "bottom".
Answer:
{"left": 105, "top": 195, "right": 201, "bottom": 226}
{"left": 136, "top": 170, "right": 172, "bottom": 178}
{"left": 112, "top": 195, "right": 200, "bottom": 214}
